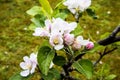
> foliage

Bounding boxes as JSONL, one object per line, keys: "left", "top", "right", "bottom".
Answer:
{"left": 0, "top": 0, "right": 120, "bottom": 80}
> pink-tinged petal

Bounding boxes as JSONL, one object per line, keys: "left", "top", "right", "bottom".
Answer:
{"left": 20, "top": 62, "right": 28, "bottom": 70}
{"left": 86, "top": 42, "right": 94, "bottom": 49}
{"left": 72, "top": 41, "right": 81, "bottom": 50}
{"left": 64, "top": 33, "right": 74, "bottom": 45}
{"left": 20, "top": 70, "right": 29, "bottom": 77}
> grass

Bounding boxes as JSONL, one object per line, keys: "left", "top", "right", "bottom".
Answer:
{"left": 0, "top": 0, "right": 120, "bottom": 80}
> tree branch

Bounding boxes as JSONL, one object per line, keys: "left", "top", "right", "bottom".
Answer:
{"left": 93, "top": 47, "right": 117, "bottom": 67}
{"left": 98, "top": 26, "right": 120, "bottom": 46}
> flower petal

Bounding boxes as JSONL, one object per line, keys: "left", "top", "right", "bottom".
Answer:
{"left": 20, "top": 70, "right": 29, "bottom": 77}
{"left": 30, "top": 62, "right": 37, "bottom": 74}
{"left": 30, "top": 53, "right": 37, "bottom": 63}
{"left": 54, "top": 44, "right": 64, "bottom": 50}
{"left": 20, "top": 62, "right": 28, "bottom": 70}
{"left": 23, "top": 56, "right": 30, "bottom": 62}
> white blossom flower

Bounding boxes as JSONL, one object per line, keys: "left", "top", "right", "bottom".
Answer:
{"left": 20, "top": 53, "right": 37, "bottom": 77}
{"left": 63, "top": 0, "right": 91, "bottom": 14}
{"left": 64, "top": 33, "right": 74, "bottom": 45}
{"left": 49, "top": 34, "right": 64, "bottom": 50}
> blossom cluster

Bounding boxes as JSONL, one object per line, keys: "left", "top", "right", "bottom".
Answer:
{"left": 33, "top": 18, "right": 94, "bottom": 50}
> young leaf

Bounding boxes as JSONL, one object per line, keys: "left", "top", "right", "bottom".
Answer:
{"left": 53, "top": 56, "right": 66, "bottom": 66}
{"left": 26, "top": 6, "right": 43, "bottom": 16}
{"left": 39, "top": 0, "right": 53, "bottom": 15}
{"left": 37, "top": 46, "right": 55, "bottom": 75}
{"left": 28, "top": 23, "right": 36, "bottom": 30}
{"left": 73, "top": 59, "right": 93, "bottom": 79}
{"left": 53, "top": 8, "right": 70, "bottom": 19}
{"left": 31, "top": 14, "right": 46, "bottom": 27}
{"left": 105, "top": 74, "right": 117, "bottom": 80}
{"left": 54, "top": 12, "right": 68, "bottom": 19}
{"left": 9, "top": 72, "right": 32, "bottom": 80}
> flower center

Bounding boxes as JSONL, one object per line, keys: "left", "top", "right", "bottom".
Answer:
{"left": 27, "top": 64, "right": 32, "bottom": 70}
{"left": 53, "top": 38, "right": 59, "bottom": 45}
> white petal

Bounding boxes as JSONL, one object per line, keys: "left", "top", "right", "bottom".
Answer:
{"left": 20, "top": 70, "right": 29, "bottom": 77}
{"left": 45, "top": 19, "right": 52, "bottom": 30}
{"left": 76, "top": 36, "right": 83, "bottom": 41}
{"left": 23, "top": 56, "right": 30, "bottom": 62}
{"left": 54, "top": 45, "right": 64, "bottom": 50}
{"left": 30, "top": 53, "right": 37, "bottom": 62}
{"left": 81, "top": 40, "right": 89, "bottom": 45}
{"left": 30, "top": 62, "right": 37, "bottom": 74}
{"left": 69, "top": 8, "right": 76, "bottom": 14}
{"left": 33, "top": 28, "right": 42, "bottom": 36}
{"left": 20, "top": 62, "right": 28, "bottom": 70}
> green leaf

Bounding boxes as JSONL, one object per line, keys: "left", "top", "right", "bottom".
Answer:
{"left": 41, "top": 68, "right": 61, "bottom": 80}
{"left": 9, "top": 72, "right": 32, "bottom": 80}
{"left": 105, "top": 74, "right": 117, "bottom": 80}
{"left": 54, "top": 12, "right": 68, "bottom": 19}
{"left": 53, "top": 8, "right": 70, "bottom": 19}
{"left": 53, "top": 56, "right": 66, "bottom": 66}
{"left": 31, "top": 14, "right": 46, "bottom": 27}
{"left": 39, "top": 0, "right": 53, "bottom": 16}
{"left": 28, "top": 23, "right": 36, "bottom": 30}
{"left": 86, "top": 8, "right": 98, "bottom": 19}
{"left": 26, "top": 6, "right": 43, "bottom": 16}
{"left": 37, "top": 46, "right": 55, "bottom": 75}
{"left": 73, "top": 59, "right": 93, "bottom": 79}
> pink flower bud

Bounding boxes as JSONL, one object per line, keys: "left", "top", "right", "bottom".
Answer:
{"left": 64, "top": 33, "right": 74, "bottom": 45}
{"left": 86, "top": 42, "right": 94, "bottom": 49}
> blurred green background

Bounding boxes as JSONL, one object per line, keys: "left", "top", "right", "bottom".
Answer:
{"left": 0, "top": 0, "right": 120, "bottom": 80}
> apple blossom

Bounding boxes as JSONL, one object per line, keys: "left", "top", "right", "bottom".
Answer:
{"left": 63, "top": 0, "right": 91, "bottom": 14}
{"left": 64, "top": 33, "right": 74, "bottom": 45}
{"left": 49, "top": 34, "right": 64, "bottom": 50}
{"left": 86, "top": 41, "right": 94, "bottom": 49}
{"left": 20, "top": 53, "right": 37, "bottom": 77}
